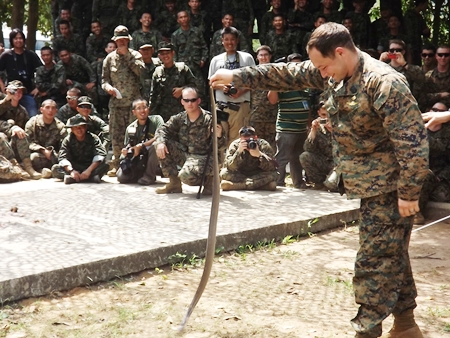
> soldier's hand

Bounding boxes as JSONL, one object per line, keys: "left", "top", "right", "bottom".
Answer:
{"left": 108, "top": 88, "right": 117, "bottom": 97}
{"left": 216, "top": 124, "right": 223, "bottom": 138}
{"left": 423, "top": 111, "right": 450, "bottom": 129}
{"left": 398, "top": 198, "right": 419, "bottom": 218}
{"left": 30, "top": 88, "right": 39, "bottom": 97}
{"left": 11, "top": 126, "right": 26, "bottom": 139}
{"left": 71, "top": 170, "right": 81, "bottom": 182}
{"left": 210, "top": 69, "right": 234, "bottom": 88}
{"left": 43, "top": 148, "right": 52, "bottom": 160}
{"left": 248, "top": 146, "right": 260, "bottom": 158}
{"left": 172, "top": 87, "right": 182, "bottom": 98}
{"left": 200, "top": 60, "right": 205, "bottom": 68}
{"left": 121, "top": 147, "right": 128, "bottom": 156}
{"left": 156, "top": 143, "right": 169, "bottom": 159}
{"left": 66, "top": 79, "right": 73, "bottom": 85}
{"left": 86, "top": 82, "right": 96, "bottom": 91}
{"left": 238, "top": 139, "right": 248, "bottom": 153}
{"left": 80, "top": 170, "right": 91, "bottom": 181}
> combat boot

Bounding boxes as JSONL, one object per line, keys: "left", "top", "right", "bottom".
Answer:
{"left": 41, "top": 168, "right": 53, "bottom": 179}
{"left": 220, "top": 180, "right": 246, "bottom": 191}
{"left": 202, "top": 176, "right": 213, "bottom": 195}
{"left": 10, "top": 159, "right": 30, "bottom": 180}
{"left": 156, "top": 176, "right": 182, "bottom": 194}
{"left": 382, "top": 310, "right": 423, "bottom": 338}
{"left": 21, "top": 158, "right": 41, "bottom": 180}
{"left": 258, "top": 181, "right": 277, "bottom": 191}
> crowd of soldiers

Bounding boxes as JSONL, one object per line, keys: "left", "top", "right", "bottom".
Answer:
{"left": 1, "top": 0, "right": 450, "bottom": 212}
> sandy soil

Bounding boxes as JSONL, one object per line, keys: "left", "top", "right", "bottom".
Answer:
{"left": 1, "top": 221, "right": 449, "bottom": 338}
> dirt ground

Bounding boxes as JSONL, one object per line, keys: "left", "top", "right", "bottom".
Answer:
{"left": 1, "top": 220, "right": 449, "bottom": 338}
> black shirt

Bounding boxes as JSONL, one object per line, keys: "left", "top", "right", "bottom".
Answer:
{"left": 0, "top": 49, "right": 43, "bottom": 92}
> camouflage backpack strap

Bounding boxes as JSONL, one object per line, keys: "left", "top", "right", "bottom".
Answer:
{"left": 0, "top": 155, "right": 22, "bottom": 182}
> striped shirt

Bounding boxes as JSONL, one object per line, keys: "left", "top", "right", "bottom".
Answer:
{"left": 276, "top": 91, "right": 310, "bottom": 133}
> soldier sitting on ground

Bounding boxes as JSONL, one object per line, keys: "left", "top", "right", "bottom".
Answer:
{"left": 154, "top": 87, "right": 226, "bottom": 195}
{"left": 0, "top": 81, "right": 41, "bottom": 179}
{"left": 117, "top": 99, "right": 163, "bottom": 185}
{"left": 220, "top": 125, "right": 278, "bottom": 191}
{"left": 52, "top": 115, "right": 109, "bottom": 184}
{"left": 25, "top": 99, "right": 67, "bottom": 179}
{"left": 57, "top": 88, "right": 101, "bottom": 124}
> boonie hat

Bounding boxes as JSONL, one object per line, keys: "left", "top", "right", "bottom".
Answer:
{"left": 7, "top": 80, "right": 27, "bottom": 93}
{"left": 77, "top": 96, "right": 93, "bottom": 107}
{"left": 112, "top": 25, "right": 132, "bottom": 41}
{"left": 66, "top": 115, "right": 88, "bottom": 128}
{"left": 158, "top": 41, "right": 174, "bottom": 52}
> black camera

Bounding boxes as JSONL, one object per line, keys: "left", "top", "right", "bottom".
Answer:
{"left": 246, "top": 138, "right": 258, "bottom": 149}
{"left": 215, "top": 101, "right": 240, "bottom": 123}
{"left": 319, "top": 118, "right": 327, "bottom": 125}
{"left": 224, "top": 84, "right": 238, "bottom": 96}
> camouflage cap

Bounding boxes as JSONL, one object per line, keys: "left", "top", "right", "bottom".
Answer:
{"left": 66, "top": 115, "right": 88, "bottom": 128}
{"left": 158, "top": 41, "right": 174, "bottom": 52}
{"left": 77, "top": 96, "right": 93, "bottom": 107}
{"left": 112, "top": 25, "right": 132, "bottom": 41}
{"left": 7, "top": 80, "right": 27, "bottom": 93}
{"left": 139, "top": 44, "right": 154, "bottom": 49}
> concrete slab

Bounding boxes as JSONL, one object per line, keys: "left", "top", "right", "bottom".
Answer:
{"left": 0, "top": 178, "right": 360, "bottom": 302}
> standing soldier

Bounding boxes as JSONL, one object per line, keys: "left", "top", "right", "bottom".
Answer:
{"left": 53, "top": 20, "right": 85, "bottom": 58}
{"left": 130, "top": 12, "right": 162, "bottom": 53}
{"left": 265, "top": 14, "right": 298, "bottom": 61}
{"left": 221, "top": 0, "right": 254, "bottom": 48}
{"left": 150, "top": 42, "right": 197, "bottom": 121}
{"left": 102, "top": 25, "right": 145, "bottom": 177}
{"left": 138, "top": 44, "right": 159, "bottom": 103}
{"left": 85, "top": 21, "right": 111, "bottom": 66}
{"left": 154, "top": 0, "right": 180, "bottom": 42}
{"left": 210, "top": 13, "right": 251, "bottom": 58}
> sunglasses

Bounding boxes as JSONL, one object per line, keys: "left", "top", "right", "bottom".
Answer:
{"left": 78, "top": 105, "right": 91, "bottom": 109}
{"left": 182, "top": 98, "right": 198, "bottom": 102}
{"left": 421, "top": 53, "right": 435, "bottom": 58}
{"left": 389, "top": 48, "right": 403, "bottom": 53}
{"left": 66, "top": 96, "right": 78, "bottom": 100}
{"left": 437, "top": 53, "right": 450, "bottom": 58}
{"left": 431, "top": 107, "right": 447, "bottom": 112}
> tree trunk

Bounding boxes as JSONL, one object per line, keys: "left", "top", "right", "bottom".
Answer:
{"left": 11, "top": 0, "right": 25, "bottom": 30}
{"left": 27, "top": 0, "right": 39, "bottom": 50}
{"left": 431, "top": 0, "right": 444, "bottom": 45}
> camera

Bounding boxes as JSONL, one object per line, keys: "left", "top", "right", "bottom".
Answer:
{"left": 224, "top": 84, "right": 238, "bottom": 96}
{"left": 319, "top": 118, "right": 327, "bottom": 125}
{"left": 246, "top": 138, "right": 258, "bottom": 149}
{"left": 7, "top": 85, "right": 17, "bottom": 95}
{"left": 216, "top": 101, "right": 241, "bottom": 123}
{"left": 387, "top": 53, "right": 397, "bottom": 60}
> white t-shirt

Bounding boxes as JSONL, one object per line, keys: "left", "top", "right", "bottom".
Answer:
{"left": 208, "top": 51, "right": 255, "bottom": 103}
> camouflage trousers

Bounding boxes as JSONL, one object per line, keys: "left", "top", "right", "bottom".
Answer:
{"left": 109, "top": 106, "right": 134, "bottom": 167}
{"left": 117, "top": 146, "right": 159, "bottom": 183}
{"left": 419, "top": 170, "right": 450, "bottom": 212}
{"left": 299, "top": 151, "right": 334, "bottom": 184}
{"left": 351, "top": 190, "right": 416, "bottom": 337}
{"left": 52, "top": 161, "right": 109, "bottom": 180}
{"left": 72, "top": 81, "right": 98, "bottom": 106}
{"left": 249, "top": 121, "right": 276, "bottom": 150}
{"left": 30, "top": 149, "right": 59, "bottom": 171}
{"left": 0, "top": 133, "right": 31, "bottom": 162}
{"left": 220, "top": 102, "right": 251, "bottom": 146}
{"left": 159, "top": 139, "right": 213, "bottom": 186}
{"left": 220, "top": 168, "right": 278, "bottom": 189}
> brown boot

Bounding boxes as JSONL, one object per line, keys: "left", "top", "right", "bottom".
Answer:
{"left": 21, "top": 158, "right": 41, "bottom": 180}
{"left": 383, "top": 310, "right": 423, "bottom": 338}
{"left": 202, "top": 176, "right": 213, "bottom": 195}
{"left": 220, "top": 180, "right": 246, "bottom": 191}
{"left": 156, "top": 176, "right": 182, "bottom": 194}
{"left": 10, "top": 159, "right": 31, "bottom": 180}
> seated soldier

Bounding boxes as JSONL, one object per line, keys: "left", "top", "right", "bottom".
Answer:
{"left": 25, "top": 99, "right": 67, "bottom": 178}
{"left": 0, "top": 135, "right": 31, "bottom": 182}
{"left": 117, "top": 99, "right": 163, "bottom": 185}
{"left": 154, "top": 87, "right": 226, "bottom": 195}
{"left": 0, "top": 81, "right": 41, "bottom": 179}
{"left": 57, "top": 88, "right": 101, "bottom": 124}
{"left": 299, "top": 101, "right": 337, "bottom": 191}
{"left": 220, "top": 126, "right": 278, "bottom": 191}
{"left": 51, "top": 115, "right": 109, "bottom": 184}
{"left": 67, "top": 96, "right": 110, "bottom": 150}
{"left": 416, "top": 102, "right": 450, "bottom": 224}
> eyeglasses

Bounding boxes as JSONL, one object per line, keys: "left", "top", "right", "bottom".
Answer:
{"left": 182, "top": 98, "right": 198, "bottom": 102}
{"left": 431, "top": 107, "right": 447, "bottom": 112}
{"left": 66, "top": 96, "right": 78, "bottom": 100}
{"left": 388, "top": 48, "right": 403, "bottom": 53}
{"left": 421, "top": 53, "right": 435, "bottom": 58}
{"left": 437, "top": 53, "right": 450, "bottom": 58}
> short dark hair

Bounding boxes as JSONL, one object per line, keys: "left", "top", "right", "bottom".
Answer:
{"left": 273, "top": 13, "right": 285, "bottom": 21}
{"left": 59, "top": 19, "right": 70, "bottom": 27}
{"left": 389, "top": 39, "right": 406, "bottom": 51}
{"left": 221, "top": 26, "right": 239, "bottom": 38}
{"left": 256, "top": 45, "right": 272, "bottom": 55}
{"left": 91, "top": 20, "right": 102, "bottom": 26}
{"left": 222, "top": 12, "right": 234, "bottom": 19}
{"left": 307, "top": 22, "right": 356, "bottom": 58}
{"left": 132, "top": 98, "right": 148, "bottom": 110}
{"left": 422, "top": 43, "right": 436, "bottom": 53}
{"left": 40, "top": 46, "right": 53, "bottom": 53}
{"left": 9, "top": 28, "right": 26, "bottom": 47}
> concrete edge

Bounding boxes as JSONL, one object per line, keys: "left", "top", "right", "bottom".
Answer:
{"left": 0, "top": 209, "right": 359, "bottom": 303}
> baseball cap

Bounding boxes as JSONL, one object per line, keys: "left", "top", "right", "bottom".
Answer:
{"left": 158, "top": 41, "right": 174, "bottom": 52}
{"left": 66, "top": 115, "right": 88, "bottom": 128}
{"left": 77, "top": 96, "right": 93, "bottom": 108}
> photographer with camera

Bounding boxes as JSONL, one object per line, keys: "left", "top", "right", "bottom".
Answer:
{"left": 209, "top": 26, "right": 255, "bottom": 145}
{"left": 116, "top": 99, "right": 163, "bottom": 185}
{"left": 220, "top": 126, "right": 278, "bottom": 191}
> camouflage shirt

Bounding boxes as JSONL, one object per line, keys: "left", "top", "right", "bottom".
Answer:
{"left": 230, "top": 51, "right": 429, "bottom": 200}
{"left": 0, "top": 99, "right": 29, "bottom": 138}
{"left": 117, "top": 3, "right": 142, "bottom": 33}
{"left": 154, "top": 108, "right": 226, "bottom": 155}
{"left": 141, "top": 59, "right": 159, "bottom": 102}
{"left": 210, "top": 29, "right": 251, "bottom": 58}
{"left": 224, "top": 138, "right": 277, "bottom": 174}
{"left": 265, "top": 30, "right": 298, "bottom": 61}
{"left": 102, "top": 49, "right": 145, "bottom": 107}
{"left": 130, "top": 29, "right": 163, "bottom": 54}
{"left": 85, "top": 34, "right": 110, "bottom": 63}
{"left": 428, "top": 123, "right": 450, "bottom": 180}
{"left": 250, "top": 89, "right": 277, "bottom": 123}
{"left": 303, "top": 127, "right": 333, "bottom": 161}
{"left": 53, "top": 33, "right": 85, "bottom": 57}
{"left": 424, "top": 67, "right": 450, "bottom": 108}
{"left": 149, "top": 62, "right": 197, "bottom": 121}
{"left": 154, "top": 10, "right": 179, "bottom": 39}
{"left": 57, "top": 104, "right": 102, "bottom": 124}
{"left": 24, "top": 114, "right": 67, "bottom": 153}
{"left": 58, "top": 132, "right": 107, "bottom": 168}
{"left": 171, "top": 26, "right": 209, "bottom": 68}
{"left": 390, "top": 63, "right": 426, "bottom": 111}
{"left": 124, "top": 115, "right": 164, "bottom": 146}
{"left": 58, "top": 54, "right": 97, "bottom": 85}
{"left": 221, "top": 0, "right": 254, "bottom": 29}
{"left": 35, "top": 64, "right": 66, "bottom": 97}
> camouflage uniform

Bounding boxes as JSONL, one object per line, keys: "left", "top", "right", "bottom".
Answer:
{"left": 35, "top": 63, "right": 67, "bottom": 108}
{"left": 345, "top": 11, "right": 371, "bottom": 49}
{"left": 25, "top": 114, "right": 67, "bottom": 171}
{"left": 92, "top": 0, "right": 122, "bottom": 36}
{"left": 154, "top": 10, "right": 179, "bottom": 40}
{"left": 54, "top": 16, "right": 81, "bottom": 36}
{"left": 286, "top": 9, "right": 314, "bottom": 52}
{"left": 53, "top": 33, "right": 85, "bottom": 57}
{"left": 220, "top": 138, "right": 278, "bottom": 189}
{"left": 390, "top": 63, "right": 426, "bottom": 111}
{"left": 150, "top": 62, "right": 197, "bottom": 121}
{"left": 0, "top": 100, "right": 30, "bottom": 162}
{"left": 313, "top": 10, "right": 342, "bottom": 24}
{"left": 300, "top": 127, "right": 334, "bottom": 185}
{"left": 85, "top": 34, "right": 110, "bottom": 63}
{"left": 210, "top": 28, "right": 251, "bottom": 58}
{"left": 51, "top": 131, "right": 109, "bottom": 179}
{"left": 102, "top": 48, "right": 145, "bottom": 166}
{"left": 171, "top": 26, "right": 208, "bottom": 97}
{"left": 249, "top": 89, "right": 277, "bottom": 148}
{"left": 221, "top": 0, "right": 254, "bottom": 44}
{"left": 265, "top": 30, "right": 298, "bottom": 61}
{"left": 259, "top": 11, "right": 278, "bottom": 45}
{"left": 56, "top": 103, "right": 102, "bottom": 124}
{"left": 117, "top": 3, "right": 142, "bottom": 33}
{"left": 187, "top": 9, "right": 211, "bottom": 44}
{"left": 424, "top": 68, "right": 450, "bottom": 109}
{"left": 141, "top": 58, "right": 159, "bottom": 102}
{"left": 154, "top": 109, "right": 227, "bottom": 185}
{"left": 229, "top": 51, "right": 429, "bottom": 336}
{"left": 130, "top": 29, "right": 163, "bottom": 53}
{"left": 67, "top": 114, "right": 110, "bottom": 150}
